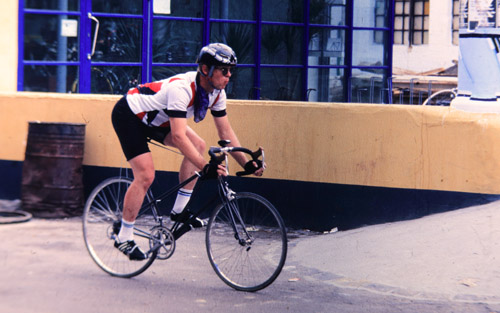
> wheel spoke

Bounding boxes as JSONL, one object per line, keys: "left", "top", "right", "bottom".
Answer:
{"left": 82, "top": 177, "right": 158, "bottom": 278}
{"left": 206, "top": 192, "right": 287, "bottom": 291}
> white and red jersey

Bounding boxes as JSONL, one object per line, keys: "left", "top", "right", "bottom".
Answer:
{"left": 126, "top": 71, "right": 226, "bottom": 127}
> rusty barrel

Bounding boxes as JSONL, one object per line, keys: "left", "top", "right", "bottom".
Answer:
{"left": 21, "top": 122, "right": 86, "bottom": 218}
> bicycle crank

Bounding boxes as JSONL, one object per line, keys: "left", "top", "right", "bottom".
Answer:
{"left": 149, "top": 226, "right": 175, "bottom": 260}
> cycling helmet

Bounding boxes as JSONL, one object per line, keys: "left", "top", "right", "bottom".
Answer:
{"left": 196, "top": 43, "right": 237, "bottom": 77}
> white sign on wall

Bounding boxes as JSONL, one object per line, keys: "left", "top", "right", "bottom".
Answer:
{"left": 61, "top": 19, "right": 78, "bottom": 37}
{"left": 154, "top": 0, "right": 171, "bottom": 15}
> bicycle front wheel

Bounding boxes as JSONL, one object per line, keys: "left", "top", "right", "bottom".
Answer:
{"left": 82, "top": 177, "right": 157, "bottom": 278}
{"left": 206, "top": 192, "right": 287, "bottom": 291}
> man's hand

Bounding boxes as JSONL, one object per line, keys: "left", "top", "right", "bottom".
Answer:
{"left": 202, "top": 163, "right": 227, "bottom": 179}
{"left": 243, "top": 160, "right": 266, "bottom": 177}
{"left": 253, "top": 161, "right": 266, "bottom": 177}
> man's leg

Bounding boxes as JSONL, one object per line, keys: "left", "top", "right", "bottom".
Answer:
{"left": 115, "top": 152, "right": 155, "bottom": 260}
{"left": 121, "top": 152, "right": 155, "bottom": 224}
{"left": 164, "top": 127, "right": 206, "bottom": 224}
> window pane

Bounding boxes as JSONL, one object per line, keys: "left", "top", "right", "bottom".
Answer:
{"left": 225, "top": 67, "right": 254, "bottom": 99}
{"left": 24, "top": 0, "right": 79, "bottom": 11}
{"left": 90, "top": 66, "right": 140, "bottom": 95}
{"left": 414, "top": 16, "right": 423, "bottom": 30}
{"left": 210, "top": 0, "right": 255, "bottom": 20}
{"left": 261, "top": 25, "right": 303, "bottom": 65}
{"left": 395, "top": 16, "right": 404, "bottom": 30}
{"left": 309, "top": 27, "right": 345, "bottom": 65}
{"left": 424, "top": 16, "right": 429, "bottom": 29}
{"left": 354, "top": 0, "right": 388, "bottom": 28}
{"left": 24, "top": 14, "right": 79, "bottom": 62}
{"left": 310, "top": 0, "right": 346, "bottom": 25}
{"left": 414, "top": 1, "right": 423, "bottom": 14}
{"left": 210, "top": 23, "right": 255, "bottom": 64}
{"left": 92, "top": 0, "right": 142, "bottom": 14}
{"left": 404, "top": 16, "right": 410, "bottom": 28}
{"left": 350, "top": 69, "right": 387, "bottom": 103}
{"left": 404, "top": 1, "right": 410, "bottom": 12}
{"left": 395, "top": 2, "right": 404, "bottom": 14}
{"left": 93, "top": 18, "right": 142, "bottom": 62}
{"left": 376, "top": 16, "right": 385, "bottom": 27}
{"left": 352, "top": 30, "right": 387, "bottom": 66}
{"left": 394, "top": 30, "right": 403, "bottom": 44}
{"left": 413, "top": 32, "right": 422, "bottom": 44}
{"left": 261, "top": 67, "right": 302, "bottom": 100}
{"left": 308, "top": 68, "right": 345, "bottom": 102}
{"left": 262, "top": 0, "right": 303, "bottom": 23}
{"left": 329, "top": 2, "right": 347, "bottom": 26}
{"left": 24, "top": 65, "right": 78, "bottom": 93}
{"left": 152, "top": 66, "right": 198, "bottom": 81}
{"left": 153, "top": 20, "right": 202, "bottom": 63}
{"left": 453, "top": 31, "right": 459, "bottom": 45}
{"left": 423, "top": 31, "right": 429, "bottom": 44}
{"left": 453, "top": 0, "right": 460, "bottom": 15}
{"left": 403, "top": 31, "right": 409, "bottom": 44}
{"left": 166, "top": 0, "right": 203, "bottom": 18}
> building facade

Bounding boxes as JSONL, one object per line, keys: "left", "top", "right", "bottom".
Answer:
{"left": 18, "top": 0, "right": 394, "bottom": 103}
{"left": 392, "top": 0, "right": 459, "bottom": 74}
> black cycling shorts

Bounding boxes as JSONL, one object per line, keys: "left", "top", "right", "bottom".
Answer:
{"left": 111, "top": 96, "right": 171, "bottom": 161}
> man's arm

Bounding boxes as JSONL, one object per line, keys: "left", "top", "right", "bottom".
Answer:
{"left": 213, "top": 115, "right": 265, "bottom": 176}
{"left": 169, "top": 117, "right": 207, "bottom": 170}
{"left": 213, "top": 115, "right": 248, "bottom": 167}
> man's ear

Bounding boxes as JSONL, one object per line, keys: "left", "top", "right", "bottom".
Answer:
{"left": 201, "top": 64, "right": 209, "bottom": 76}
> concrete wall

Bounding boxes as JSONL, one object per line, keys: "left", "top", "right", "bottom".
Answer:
{"left": 3, "top": 92, "right": 500, "bottom": 195}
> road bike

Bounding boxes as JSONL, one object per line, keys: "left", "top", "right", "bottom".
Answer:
{"left": 82, "top": 141, "right": 287, "bottom": 292}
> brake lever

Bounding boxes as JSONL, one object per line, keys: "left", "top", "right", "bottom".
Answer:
{"left": 236, "top": 147, "right": 265, "bottom": 176}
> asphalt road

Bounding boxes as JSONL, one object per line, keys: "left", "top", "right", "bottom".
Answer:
{"left": 0, "top": 217, "right": 499, "bottom": 313}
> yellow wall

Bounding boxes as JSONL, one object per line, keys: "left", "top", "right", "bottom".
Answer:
{"left": 2, "top": 92, "right": 500, "bottom": 195}
{"left": 0, "top": 0, "right": 18, "bottom": 92}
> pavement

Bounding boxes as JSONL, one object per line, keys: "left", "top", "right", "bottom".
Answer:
{"left": 2, "top": 198, "right": 500, "bottom": 305}
{"left": 291, "top": 198, "right": 500, "bottom": 304}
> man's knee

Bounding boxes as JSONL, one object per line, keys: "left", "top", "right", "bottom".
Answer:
{"left": 193, "top": 138, "right": 206, "bottom": 153}
{"left": 135, "top": 171, "right": 155, "bottom": 190}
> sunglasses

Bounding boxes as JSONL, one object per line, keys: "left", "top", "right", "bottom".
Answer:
{"left": 216, "top": 66, "right": 233, "bottom": 77}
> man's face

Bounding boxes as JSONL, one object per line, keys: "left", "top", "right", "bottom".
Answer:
{"left": 207, "top": 65, "right": 233, "bottom": 90}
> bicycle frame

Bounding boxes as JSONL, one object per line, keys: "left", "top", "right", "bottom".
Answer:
{"left": 130, "top": 144, "right": 264, "bottom": 250}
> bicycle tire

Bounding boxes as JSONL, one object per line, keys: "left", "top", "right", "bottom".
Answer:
{"left": 82, "top": 177, "right": 157, "bottom": 278}
{"left": 206, "top": 192, "right": 287, "bottom": 291}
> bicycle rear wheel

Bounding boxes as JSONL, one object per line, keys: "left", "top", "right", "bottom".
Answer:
{"left": 206, "top": 192, "right": 287, "bottom": 291}
{"left": 82, "top": 177, "right": 157, "bottom": 278}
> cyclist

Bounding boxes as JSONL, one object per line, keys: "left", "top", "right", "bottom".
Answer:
{"left": 111, "top": 43, "right": 265, "bottom": 260}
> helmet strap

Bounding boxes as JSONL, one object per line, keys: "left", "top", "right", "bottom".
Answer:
{"left": 199, "top": 64, "right": 215, "bottom": 78}
{"left": 208, "top": 65, "right": 215, "bottom": 78}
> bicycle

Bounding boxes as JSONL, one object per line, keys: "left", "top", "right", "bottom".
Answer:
{"left": 82, "top": 140, "right": 287, "bottom": 292}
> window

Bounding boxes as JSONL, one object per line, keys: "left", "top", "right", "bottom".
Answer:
{"left": 374, "top": 0, "right": 388, "bottom": 43}
{"left": 452, "top": 0, "right": 460, "bottom": 45}
{"left": 19, "top": 0, "right": 393, "bottom": 103}
{"left": 394, "top": 0, "right": 429, "bottom": 45}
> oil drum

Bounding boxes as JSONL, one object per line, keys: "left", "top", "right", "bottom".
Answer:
{"left": 21, "top": 122, "right": 86, "bottom": 218}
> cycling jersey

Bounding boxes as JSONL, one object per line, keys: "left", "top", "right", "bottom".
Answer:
{"left": 126, "top": 71, "right": 227, "bottom": 128}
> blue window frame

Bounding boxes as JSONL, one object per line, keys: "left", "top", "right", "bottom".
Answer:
{"left": 18, "top": 0, "right": 394, "bottom": 103}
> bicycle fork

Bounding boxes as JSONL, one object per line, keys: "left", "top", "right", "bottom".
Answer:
{"left": 218, "top": 180, "right": 254, "bottom": 248}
